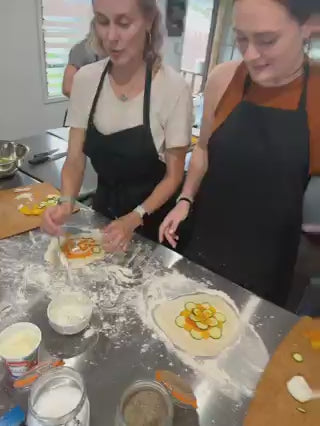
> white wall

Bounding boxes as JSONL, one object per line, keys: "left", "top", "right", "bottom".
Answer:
{"left": 0, "top": 0, "right": 185, "bottom": 141}
{"left": 0, "top": 0, "right": 67, "bottom": 141}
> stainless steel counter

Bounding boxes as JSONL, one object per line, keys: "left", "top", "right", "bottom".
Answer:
{"left": 0, "top": 171, "right": 39, "bottom": 190}
{"left": 0, "top": 209, "right": 298, "bottom": 425}
{"left": 17, "top": 133, "right": 97, "bottom": 200}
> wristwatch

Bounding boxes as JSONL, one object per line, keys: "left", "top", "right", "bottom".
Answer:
{"left": 176, "top": 195, "right": 193, "bottom": 205}
{"left": 133, "top": 205, "right": 147, "bottom": 220}
{"left": 58, "top": 196, "right": 76, "bottom": 206}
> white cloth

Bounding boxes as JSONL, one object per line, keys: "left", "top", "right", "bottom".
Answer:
{"left": 66, "top": 59, "right": 193, "bottom": 160}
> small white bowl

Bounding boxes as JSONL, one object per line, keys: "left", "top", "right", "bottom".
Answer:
{"left": 47, "top": 292, "right": 93, "bottom": 335}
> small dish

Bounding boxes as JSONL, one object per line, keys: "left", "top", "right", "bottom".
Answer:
{"left": 47, "top": 292, "right": 93, "bottom": 335}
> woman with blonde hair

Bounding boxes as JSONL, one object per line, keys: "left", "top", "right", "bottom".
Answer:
{"left": 42, "top": 0, "right": 192, "bottom": 252}
{"left": 62, "top": 19, "right": 104, "bottom": 98}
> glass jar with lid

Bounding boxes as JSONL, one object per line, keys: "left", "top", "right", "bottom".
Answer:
{"left": 27, "top": 366, "right": 90, "bottom": 426}
{"left": 115, "top": 380, "right": 173, "bottom": 426}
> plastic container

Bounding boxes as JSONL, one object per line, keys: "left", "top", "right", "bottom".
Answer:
{"left": 27, "top": 366, "right": 90, "bottom": 426}
{"left": 0, "top": 322, "right": 41, "bottom": 378}
{"left": 47, "top": 292, "right": 93, "bottom": 335}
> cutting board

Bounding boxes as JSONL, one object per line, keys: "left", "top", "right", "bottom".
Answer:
{"left": 0, "top": 182, "right": 61, "bottom": 239}
{"left": 245, "top": 317, "right": 320, "bottom": 426}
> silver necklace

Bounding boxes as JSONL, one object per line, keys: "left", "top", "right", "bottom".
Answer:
{"left": 119, "top": 94, "right": 129, "bottom": 102}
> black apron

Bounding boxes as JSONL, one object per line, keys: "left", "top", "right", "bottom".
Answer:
{"left": 83, "top": 61, "right": 172, "bottom": 242}
{"left": 184, "top": 63, "right": 310, "bottom": 307}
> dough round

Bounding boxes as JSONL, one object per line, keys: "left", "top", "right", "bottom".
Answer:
{"left": 153, "top": 292, "right": 240, "bottom": 357}
{"left": 45, "top": 230, "right": 105, "bottom": 268}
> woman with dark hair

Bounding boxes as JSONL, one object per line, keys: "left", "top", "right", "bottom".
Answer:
{"left": 42, "top": 0, "right": 192, "bottom": 251}
{"left": 160, "top": 0, "right": 320, "bottom": 307}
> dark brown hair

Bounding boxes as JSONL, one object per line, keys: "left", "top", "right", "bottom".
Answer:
{"left": 235, "top": 0, "right": 320, "bottom": 24}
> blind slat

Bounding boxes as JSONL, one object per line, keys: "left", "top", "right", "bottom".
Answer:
{"left": 40, "top": 0, "right": 92, "bottom": 98}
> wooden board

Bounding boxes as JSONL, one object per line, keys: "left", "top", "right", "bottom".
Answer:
{"left": 0, "top": 182, "right": 61, "bottom": 239}
{"left": 245, "top": 317, "right": 320, "bottom": 426}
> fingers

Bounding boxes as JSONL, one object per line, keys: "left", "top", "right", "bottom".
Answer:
{"left": 41, "top": 208, "right": 62, "bottom": 236}
{"left": 164, "top": 227, "right": 179, "bottom": 248}
{"left": 103, "top": 226, "right": 126, "bottom": 253}
{"left": 159, "top": 215, "right": 181, "bottom": 248}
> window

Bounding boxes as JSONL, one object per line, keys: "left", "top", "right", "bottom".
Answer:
{"left": 39, "top": 0, "right": 93, "bottom": 101}
{"left": 181, "top": 0, "right": 217, "bottom": 94}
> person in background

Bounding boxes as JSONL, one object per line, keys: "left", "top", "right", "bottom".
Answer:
{"left": 42, "top": 0, "right": 192, "bottom": 252}
{"left": 62, "top": 20, "right": 104, "bottom": 97}
{"left": 160, "top": 0, "right": 320, "bottom": 307}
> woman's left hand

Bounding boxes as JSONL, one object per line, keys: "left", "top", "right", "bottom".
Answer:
{"left": 103, "top": 212, "right": 142, "bottom": 253}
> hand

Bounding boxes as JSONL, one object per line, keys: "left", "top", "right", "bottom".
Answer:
{"left": 103, "top": 212, "right": 142, "bottom": 253}
{"left": 159, "top": 201, "right": 190, "bottom": 248}
{"left": 41, "top": 203, "right": 73, "bottom": 236}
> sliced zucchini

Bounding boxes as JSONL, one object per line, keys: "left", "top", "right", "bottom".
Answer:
{"left": 202, "top": 309, "right": 213, "bottom": 319}
{"left": 175, "top": 316, "right": 186, "bottom": 328}
{"left": 185, "top": 302, "right": 197, "bottom": 311}
{"left": 192, "top": 308, "right": 202, "bottom": 317}
{"left": 209, "top": 327, "right": 222, "bottom": 339}
{"left": 92, "top": 246, "right": 101, "bottom": 254}
{"left": 201, "top": 303, "right": 210, "bottom": 310}
{"left": 46, "top": 199, "right": 57, "bottom": 206}
{"left": 189, "top": 314, "right": 199, "bottom": 322}
{"left": 190, "top": 329, "right": 203, "bottom": 340}
{"left": 214, "top": 312, "right": 226, "bottom": 323}
{"left": 196, "top": 322, "right": 208, "bottom": 330}
{"left": 206, "top": 317, "right": 218, "bottom": 327}
{"left": 292, "top": 352, "right": 304, "bottom": 363}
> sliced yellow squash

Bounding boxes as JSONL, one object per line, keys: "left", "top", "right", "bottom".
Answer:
{"left": 202, "top": 309, "right": 213, "bottom": 319}
{"left": 193, "top": 308, "right": 202, "bottom": 317}
{"left": 196, "top": 322, "right": 208, "bottom": 330}
{"left": 189, "top": 313, "right": 199, "bottom": 322}
{"left": 201, "top": 303, "right": 210, "bottom": 309}
{"left": 206, "top": 317, "right": 218, "bottom": 327}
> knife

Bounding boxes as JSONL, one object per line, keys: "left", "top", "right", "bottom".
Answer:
{"left": 33, "top": 148, "right": 58, "bottom": 159}
{"left": 28, "top": 152, "right": 67, "bottom": 165}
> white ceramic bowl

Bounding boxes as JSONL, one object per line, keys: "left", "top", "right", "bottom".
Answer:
{"left": 47, "top": 292, "right": 93, "bottom": 335}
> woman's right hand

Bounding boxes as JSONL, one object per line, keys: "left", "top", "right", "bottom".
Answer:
{"left": 159, "top": 201, "right": 191, "bottom": 248}
{"left": 41, "top": 203, "right": 73, "bottom": 236}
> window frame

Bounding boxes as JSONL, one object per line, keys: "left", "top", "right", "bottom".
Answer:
{"left": 36, "top": 0, "right": 67, "bottom": 104}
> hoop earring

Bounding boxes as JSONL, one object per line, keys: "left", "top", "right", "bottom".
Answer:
{"left": 304, "top": 38, "right": 312, "bottom": 55}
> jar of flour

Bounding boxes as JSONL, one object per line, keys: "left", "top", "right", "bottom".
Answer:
{"left": 27, "top": 367, "right": 90, "bottom": 426}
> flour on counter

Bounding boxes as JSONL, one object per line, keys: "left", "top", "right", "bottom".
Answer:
{"left": 15, "top": 192, "right": 33, "bottom": 202}
{"left": 14, "top": 187, "right": 31, "bottom": 192}
{"left": 132, "top": 271, "right": 269, "bottom": 400}
{"left": 0, "top": 222, "right": 269, "bottom": 403}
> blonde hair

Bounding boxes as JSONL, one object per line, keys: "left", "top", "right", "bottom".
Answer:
{"left": 89, "top": 0, "right": 163, "bottom": 64}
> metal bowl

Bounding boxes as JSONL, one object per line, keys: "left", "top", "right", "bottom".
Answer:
{"left": 0, "top": 141, "right": 29, "bottom": 178}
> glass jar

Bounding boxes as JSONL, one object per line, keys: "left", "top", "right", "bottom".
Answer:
{"left": 115, "top": 380, "right": 173, "bottom": 426}
{"left": 27, "top": 366, "right": 90, "bottom": 426}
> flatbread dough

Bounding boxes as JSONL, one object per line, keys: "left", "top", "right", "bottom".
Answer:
{"left": 45, "top": 229, "right": 105, "bottom": 268}
{"left": 153, "top": 293, "right": 240, "bottom": 357}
